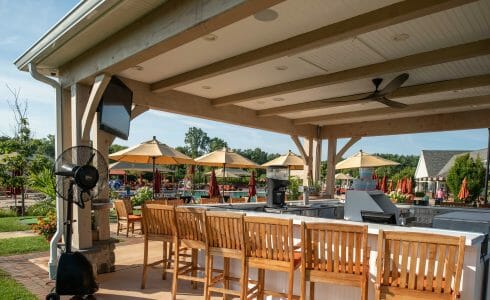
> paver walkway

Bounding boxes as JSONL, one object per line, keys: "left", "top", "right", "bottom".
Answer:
{"left": 0, "top": 230, "right": 37, "bottom": 239}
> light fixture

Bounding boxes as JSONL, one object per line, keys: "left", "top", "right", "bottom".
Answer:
{"left": 273, "top": 97, "right": 285, "bottom": 102}
{"left": 201, "top": 85, "right": 212, "bottom": 90}
{"left": 132, "top": 65, "right": 144, "bottom": 71}
{"left": 392, "top": 33, "right": 410, "bottom": 42}
{"left": 203, "top": 34, "right": 218, "bottom": 41}
{"left": 275, "top": 65, "right": 288, "bottom": 71}
{"left": 254, "top": 9, "right": 278, "bottom": 22}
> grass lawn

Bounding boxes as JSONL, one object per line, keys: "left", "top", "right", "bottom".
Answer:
{"left": 0, "top": 217, "right": 31, "bottom": 232}
{"left": 0, "top": 236, "right": 49, "bottom": 256}
{"left": 0, "top": 268, "right": 37, "bottom": 300}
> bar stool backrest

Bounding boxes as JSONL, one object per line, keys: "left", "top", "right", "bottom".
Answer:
{"left": 205, "top": 211, "right": 245, "bottom": 251}
{"left": 141, "top": 203, "right": 176, "bottom": 237}
{"left": 302, "top": 222, "right": 368, "bottom": 275}
{"left": 175, "top": 207, "right": 207, "bottom": 247}
{"left": 244, "top": 216, "right": 294, "bottom": 262}
{"left": 114, "top": 199, "right": 129, "bottom": 219}
{"left": 376, "top": 230, "right": 465, "bottom": 298}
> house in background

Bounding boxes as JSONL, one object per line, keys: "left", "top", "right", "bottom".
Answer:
{"left": 415, "top": 149, "right": 489, "bottom": 196}
{"left": 414, "top": 150, "right": 466, "bottom": 195}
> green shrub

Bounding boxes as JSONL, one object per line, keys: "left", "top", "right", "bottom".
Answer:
{"left": 31, "top": 212, "right": 57, "bottom": 240}
{"left": 28, "top": 168, "right": 56, "bottom": 200}
{"left": 287, "top": 177, "right": 301, "bottom": 201}
{"left": 26, "top": 200, "right": 55, "bottom": 216}
{"left": 130, "top": 187, "right": 153, "bottom": 206}
{"left": 446, "top": 154, "right": 486, "bottom": 202}
{"left": 0, "top": 209, "right": 17, "bottom": 218}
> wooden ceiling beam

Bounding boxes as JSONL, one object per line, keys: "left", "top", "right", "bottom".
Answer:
{"left": 59, "top": 0, "right": 283, "bottom": 87}
{"left": 119, "top": 77, "right": 317, "bottom": 138}
{"left": 257, "top": 74, "right": 490, "bottom": 117}
{"left": 321, "top": 108, "right": 490, "bottom": 138}
{"left": 295, "top": 95, "right": 490, "bottom": 125}
{"left": 211, "top": 38, "right": 490, "bottom": 107}
{"left": 150, "top": 0, "right": 476, "bottom": 93}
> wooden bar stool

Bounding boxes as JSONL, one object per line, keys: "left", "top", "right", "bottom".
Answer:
{"left": 375, "top": 230, "right": 465, "bottom": 300}
{"left": 300, "top": 222, "right": 369, "bottom": 300}
{"left": 114, "top": 199, "right": 142, "bottom": 237}
{"left": 140, "top": 203, "right": 176, "bottom": 289}
{"left": 204, "top": 211, "right": 258, "bottom": 300}
{"left": 244, "top": 216, "right": 301, "bottom": 299}
{"left": 172, "top": 207, "right": 207, "bottom": 300}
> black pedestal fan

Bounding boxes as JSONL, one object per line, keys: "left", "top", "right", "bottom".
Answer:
{"left": 46, "top": 146, "right": 108, "bottom": 300}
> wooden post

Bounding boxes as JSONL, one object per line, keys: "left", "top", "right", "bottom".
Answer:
{"left": 326, "top": 137, "right": 337, "bottom": 199}
{"left": 312, "top": 137, "right": 322, "bottom": 183}
{"left": 92, "top": 112, "right": 112, "bottom": 240}
{"left": 71, "top": 83, "right": 92, "bottom": 250}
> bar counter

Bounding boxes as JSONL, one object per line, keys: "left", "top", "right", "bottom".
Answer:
{"left": 190, "top": 201, "right": 488, "bottom": 300}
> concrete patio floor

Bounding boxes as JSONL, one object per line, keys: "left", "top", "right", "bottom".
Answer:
{"left": 19, "top": 223, "right": 229, "bottom": 299}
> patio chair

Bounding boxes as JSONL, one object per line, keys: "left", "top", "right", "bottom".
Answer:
{"left": 172, "top": 207, "right": 207, "bottom": 300}
{"left": 200, "top": 197, "right": 220, "bottom": 204}
{"left": 140, "top": 203, "right": 176, "bottom": 289}
{"left": 244, "top": 216, "right": 300, "bottom": 299}
{"left": 375, "top": 230, "right": 465, "bottom": 300}
{"left": 300, "top": 222, "right": 369, "bottom": 300}
{"left": 114, "top": 199, "right": 142, "bottom": 237}
{"left": 204, "top": 211, "right": 258, "bottom": 300}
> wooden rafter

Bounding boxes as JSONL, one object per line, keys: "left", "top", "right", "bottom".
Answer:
{"left": 294, "top": 95, "right": 490, "bottom": 125}
{"left": 290, "top": 135, "right": 309, "bottom": 164}
{"left": 211, "top": 39, "right": 490, "bottom": 106}
{"left": 81, "top": 74, "right": 111, "bottom": 141}
{"left": 150, "top": 0, "right": 475, "bottom": 93}
{"left": 120, "top": 77, "right": 317, "bottom": 138}
{"left": 320, "top": 109, "right": 490, "bottom": 138}
{"left": 257, "top": 74, "right": 490, "bottom": 117}
{"left": 336, "top": 137, "right": 361, "bottom": 163}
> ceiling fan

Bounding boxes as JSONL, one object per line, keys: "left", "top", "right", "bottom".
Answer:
{"left": 361, "top": 73, "right": 409, "bottom": 108}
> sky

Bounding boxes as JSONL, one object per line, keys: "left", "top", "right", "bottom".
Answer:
{"left": 0, "top": 1, "right": 488, "bottom": 159}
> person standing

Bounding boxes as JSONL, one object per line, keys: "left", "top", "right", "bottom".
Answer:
{"left": 435, "top": 187, "right": 445, "bottom": 205}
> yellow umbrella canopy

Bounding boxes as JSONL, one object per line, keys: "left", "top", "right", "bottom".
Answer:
{"left": 109, "top": 161, "right": 173, "bottom": 173}
{"left": 109, "top": 136, "right": 194, "bottom": 165}
{"left": 195, "top": 147, "right": 261, "bottom": 169}
{"left": 261, "top": 150, "right": 304, "bottom": 170}
{"left": 205, "top": 168, "right": 249, "bottom": 178}
{"left": 335, "top": 173, "right": 354, "bottom": 180}
{"left": 335, "top": 150, "right": 399, "bottom": 169}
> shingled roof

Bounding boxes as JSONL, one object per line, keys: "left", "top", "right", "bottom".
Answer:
{"left": 416, "top": 150, "right": 467, "bottom": 179}
{"left": 438, "top": 149, "right": 488, "bottom": 178}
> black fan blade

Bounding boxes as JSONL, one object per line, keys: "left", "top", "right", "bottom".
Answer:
{"left": 360, "top": 92, "right": 378, "bottom": 100}
{"left": 379, "top": 73, "right": 409, "bottom": 95}
{"left": 376, "top": 97, "right": 408, "bottom": 108}
{"left": 85, "top": 152, "right": 96, "bottom": 166}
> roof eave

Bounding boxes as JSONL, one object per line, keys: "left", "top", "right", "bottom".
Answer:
{"left": 13, "top": 0, "right": 120, "bottom": 72}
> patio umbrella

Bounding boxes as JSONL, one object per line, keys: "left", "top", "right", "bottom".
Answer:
{"left": 388, "top": 180, "right": 393, "bottom": 192}
{"left": 335, "top": 150, "right": 399, "bottom": 169}
{"left": 109, "top": 161, "right": 173, "bottom": 173}
{"left": 205, "top": 168, "right": 249, "bottom": 178}
{"left": 262, "top": 150, "right": 304, "bottom": 173}
{"left": 195, "top": 147, "right": 261, "bottom": 197}
{"left": 109, "top": 136, "right": 194, "bottom": 198}
{"left": 380, "top": 176, "right": 387, "bottom": 193}
{"left": 208, "top": 169, "right": 220, "bottom": 198}
{"left": 153, "top": 169, "right": 161, "bottom": 195}
{"left": 248, "top": 170, "right": 257, "bottom": 200}
{"left": 335, "top": 173, "right": 353, "bottom": 180}
{"left": 407, "top": 178, "right": 413, "bottom": 194}
{"left": 458, "top": 177, "right": 470, "bottom": 201}
{"left": 395, "top": 179, "right": 401, "bottom": 192}
{"left": 401, "top": 177, "right": 407, "bottom": 194}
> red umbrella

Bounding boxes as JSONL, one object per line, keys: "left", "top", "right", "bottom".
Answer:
{"left": 208, "top": 169, "right": 221, "bottom": 198}
{"left": 248, "top": 170, "right": 257, "bottom": 200}
{"left": 380, "top": 176, "right": 388, "bottom": 193}
{"left": 401, "top": 177, "right": 407, "bottom": 194}
{"left": 388, "top": 180, "right": 393, "bottom": 193}
{"left": 457, "top": 177, "right": 470, "bottom": 202}
{"left": 406, "top": 178, "right": 413, "bottom": 194}
{"left": 395, "top": 179, "right": 401, "bottom": 192}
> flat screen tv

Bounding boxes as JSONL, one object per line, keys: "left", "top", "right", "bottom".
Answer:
{"left": 361, "top": 210, "right": 396, "bottom": 225}
{"left": 98, "top": 76, "right": 132, "bottom": 140}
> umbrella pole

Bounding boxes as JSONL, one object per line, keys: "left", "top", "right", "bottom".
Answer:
{"left": 485, "top": 128, "right": 490, "bottom": 204}
{"left": 222, "top": 164, "right": 226, "bottom": 203}
{"left": 152, "top": 157, "right": 156, "bottom": 199}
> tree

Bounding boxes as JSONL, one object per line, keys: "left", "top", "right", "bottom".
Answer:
{"left": 109, "top": 144, "right": 128, "bottom": 154}
{"left": 446, "top": 153, "right": 486, "bottom": 202}
{"left": 208, "top": 137, "right": 227, "bottom": 152}
{"left": 184, "top": 127, "right": 210, "bottom": 158}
